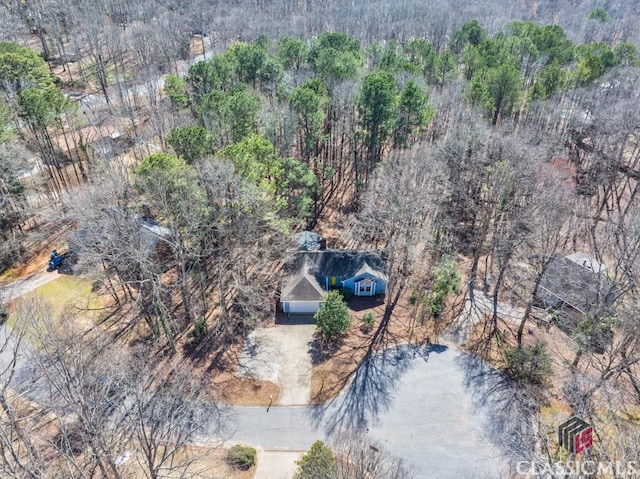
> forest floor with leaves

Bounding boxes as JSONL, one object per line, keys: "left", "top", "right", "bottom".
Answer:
{"left": 0, "top": 276, "right": 256, "bottom": 479}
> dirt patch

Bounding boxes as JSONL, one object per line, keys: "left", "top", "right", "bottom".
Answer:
{"left": 214, "top": 375, "right": 280, "bottom": 406}
{"left": 109, "top": 443, "right": 255, "bottom": 479}
{"left": 3, "top": 389, "right": 249, "bottom": 478}
{"left": 0, "top": 226, "right": 73, "bottom": 285}
{"left": 199, "top": 341, "right": 281, "bottom": 406}
{"left": 137, "top": 445, "right": 255, "bottom": 479}
{"left": 116, "top": 317, "right": 282, "bottom": 407}
{"left": 463, "top": 301, "right": 632, "bottom": 414}
{"left": 310, "top": 293, "right": 442, "bottom": 403}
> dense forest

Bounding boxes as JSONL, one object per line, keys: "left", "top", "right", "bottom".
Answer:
{"left": 1, "top": 0, "right": 640, "bottom": 477}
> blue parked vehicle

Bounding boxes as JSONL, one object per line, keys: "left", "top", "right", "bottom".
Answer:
{"left": 48, "top": 250, "right": 64, "bottom": 270}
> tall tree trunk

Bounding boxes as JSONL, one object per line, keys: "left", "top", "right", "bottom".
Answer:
{"left": 517, "top": 271, "right": 544, "bottom": 346}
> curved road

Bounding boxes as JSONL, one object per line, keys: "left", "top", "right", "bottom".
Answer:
{"left": 219, "top": 345, "right": 516, "bottom": 478}
{"left": 1, "top": 272, "right": 517, "bottom": 478}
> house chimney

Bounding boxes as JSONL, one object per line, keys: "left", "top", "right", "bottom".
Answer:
{"left": 320, "top": 238, "right": 327, "bottom": 250}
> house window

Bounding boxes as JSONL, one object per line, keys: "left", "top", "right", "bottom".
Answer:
{"left": 357, "top": 278, "right": 375, "bottom": 296}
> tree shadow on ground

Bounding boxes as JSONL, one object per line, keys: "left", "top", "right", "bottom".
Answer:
{"left": 275, "top": 313, "right": 316, "bottom": 325}
{"left": 308, "top": 289, "right": 439, "bottom": 403}
{"left": 307, "top": 343, "right": 447, "bottom": 435}
{"left": 348, "top": 295, "right": 385, "bottom": 312}
{"left": 308, "top": 334, "right": 343, "bottom": 366}
{"left": 455, "top": 352, "right": 539, "bottom": 465}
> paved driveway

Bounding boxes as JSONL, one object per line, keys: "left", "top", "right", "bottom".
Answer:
{"left": 254, "top": 450, "right": 301, "bottom": 479}
{"left": 0, "top": 271, "right": 62, "bottom": 304}
{"left": 225, "top": 345, "right": 518, "bottom": 478}
{"left": 237, "top": 318, "right": 315, "bottom": 405}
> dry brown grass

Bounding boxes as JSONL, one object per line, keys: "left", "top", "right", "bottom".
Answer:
{"left": 184, "top": 339, "right": 280, "bottom": 407}
{"left": 120, "top": 444, "right": 256, "bottom": 479}
{"left": 464, "top": 304, "right": 636, "bottom": 413}
{"left": 213, "top": 375, "right": 280, "bottom": 406}
{"left": 1, "top": 384, "right": 253, "bottom": 478}
{"left": 208, "top": 342, "right": 280, "bottom": 406}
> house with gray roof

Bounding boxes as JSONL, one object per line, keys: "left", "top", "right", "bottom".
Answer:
{"left": 139, "top": 219, "right": 172, "bottom": 260}
{"left": 537, "top": 254, "right": 619, "bottom": 318}
{"left": 281, "top": 249, "right": 387, "bottom": 315}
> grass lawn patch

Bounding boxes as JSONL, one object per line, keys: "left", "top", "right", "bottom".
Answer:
{"left": 29, "top": 275, "right": 99, "bottom": 311}
{"left": 7, "top": 275, "right": 110, "bottom": 336}
{"left": 30, "top": 275, "right": 109, "bottom": 326}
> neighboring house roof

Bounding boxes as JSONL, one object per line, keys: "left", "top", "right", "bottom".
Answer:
{"left": 69, "top": 218, "right": 172, "bottom": 261}
{"left": 565, "top": 252, "right": 607, "bottom": 274}
{"left": 281, "top": 250, "right": 387, "bottom": 303}
{"left": 539, "top": 254, "right": 619, "bottom": 314}
{"left": 139, "top": 219, "right": 172, "bottom": 259}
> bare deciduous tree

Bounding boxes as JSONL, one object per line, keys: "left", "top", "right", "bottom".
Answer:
{"left": 5, "top": 296, "right": 226, "bottom": 478}
{"left": 356, "top": 143, "right": 444, "bottom": 341}
{"left": 0, "top": 303, "right": 47, "bottom": 479}
{"left": 331, "top": 432, "right": 416, "bottom": 479}
{"left": 125, "top": 365, "right": 224, "bottom": 479}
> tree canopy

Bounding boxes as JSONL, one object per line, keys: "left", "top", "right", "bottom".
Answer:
{"left": 0, "top": 42, "right": 52, "bottom": 92}
{"left": 314, "top": 290, "right": 352, "bottom": 341}
{"left": 294, "top": 440, "right": 337, "bottom": 479}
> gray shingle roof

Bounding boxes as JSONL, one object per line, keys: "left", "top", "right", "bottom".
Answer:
{"left": 296, "top": 250, "right": 387, "bottom": 281}
{"left": 281, "top": 250, "right": 387, "bottom": 302}
{"left": 139, "top": 220, "right": 172, "bottom": 259}
{"left": 539, "top": 254, "right": 619, "bottom": 314}
{"left": 281, "top": 272, "right": 325, "bottom": 302}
